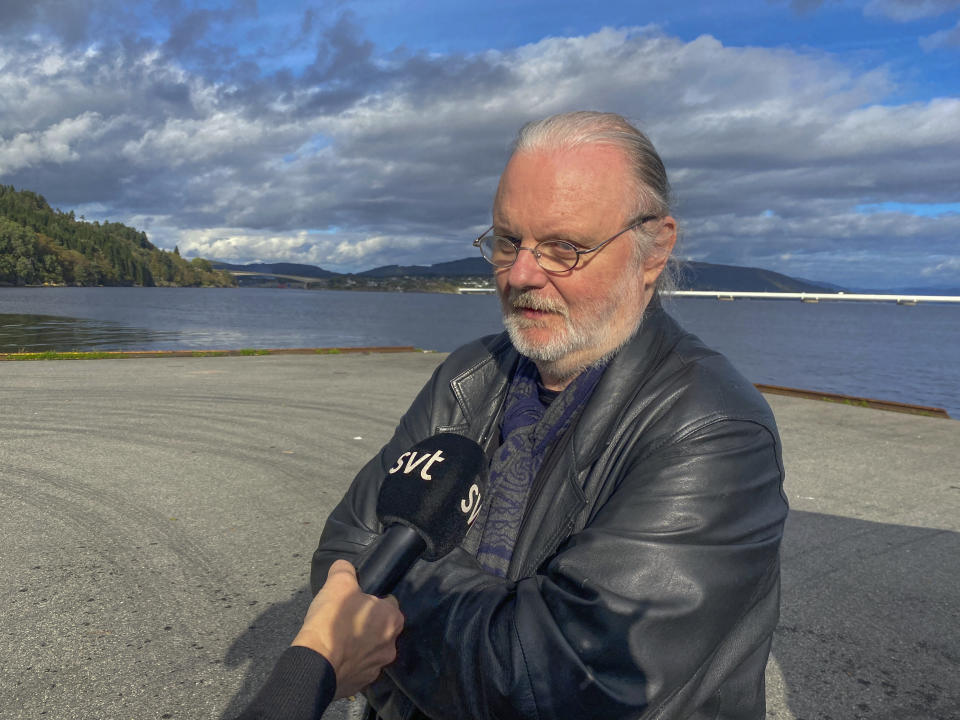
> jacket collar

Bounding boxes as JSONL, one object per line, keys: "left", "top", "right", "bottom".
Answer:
{"left": 449, "top": 299, "right": 679, "bottom": 469}
{"left": 449, "top": 332, "right": 518, "bottom": 451}
{"left": 572, "top": 299, "right": 681, "bottom": 469}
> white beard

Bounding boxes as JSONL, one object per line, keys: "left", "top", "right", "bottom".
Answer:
{"left": 500, "top": 274, "right": 646, "bottom": 380}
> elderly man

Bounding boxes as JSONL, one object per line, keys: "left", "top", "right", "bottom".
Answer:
{"left": 311, "top": 111, "right": 788, "bottom": 720}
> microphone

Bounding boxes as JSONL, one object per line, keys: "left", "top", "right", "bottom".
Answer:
{"left": 356, "top": 433, "right": 487, "bottom": 597}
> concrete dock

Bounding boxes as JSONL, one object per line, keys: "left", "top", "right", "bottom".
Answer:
{"left": 1, "top": 353, "right": 957, "bottom": 719}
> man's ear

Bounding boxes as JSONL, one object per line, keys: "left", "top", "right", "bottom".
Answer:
{"left": 642, "top": 215, "right": 677, "bottom": 287}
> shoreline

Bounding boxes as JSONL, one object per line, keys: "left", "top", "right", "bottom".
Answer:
{"left": 6, "top": 283, "right": 960, "bottom": 300}
{"left": 0, "top": 344, "right": 951, "bottom": 419}
{"left": 0, "top": 345, "right": 424, "bottom": 360}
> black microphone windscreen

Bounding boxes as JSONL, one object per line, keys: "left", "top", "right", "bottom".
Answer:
{"left": 377, "top": 433, "right": 486, "bottom": 561}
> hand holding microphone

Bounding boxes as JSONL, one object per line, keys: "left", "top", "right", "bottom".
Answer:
{"left": 292, "top": 560, "right": 404, "bottom": 699}
{"left": 236, "top": 434, "right": 484, "bottom": 720}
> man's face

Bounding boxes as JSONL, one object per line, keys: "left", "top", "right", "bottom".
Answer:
{"left": 492, "top": 144, "right": 672, "bottom": 387}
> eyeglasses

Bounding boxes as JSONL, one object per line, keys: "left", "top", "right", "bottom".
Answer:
{"left": 473, "top": 216, "right": 658, "bottom": 273}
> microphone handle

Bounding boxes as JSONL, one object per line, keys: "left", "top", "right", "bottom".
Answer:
{"left": 356, "top": 524, "right": 427, "bottom": 597}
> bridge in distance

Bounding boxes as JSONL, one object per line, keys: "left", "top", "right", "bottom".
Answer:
{"left": 227, "top": 271, "right": 959, "bottom": 304}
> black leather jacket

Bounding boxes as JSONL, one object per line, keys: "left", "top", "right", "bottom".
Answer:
{"left": 311, "top": 304, "right": 788, "bottom": 720}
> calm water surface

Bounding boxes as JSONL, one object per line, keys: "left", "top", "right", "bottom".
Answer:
{"left": 2, "top": 287, "right": 958, "bottom": 418}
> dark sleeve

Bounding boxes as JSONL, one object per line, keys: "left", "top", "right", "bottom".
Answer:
{"left": 234, "top": 646, "right": 337, "bottom": 720}
{"left": 382, "top": 417, "right": 788, "bottom": 720}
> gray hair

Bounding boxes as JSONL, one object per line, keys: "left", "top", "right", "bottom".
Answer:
{"left": 511, "top": 111, "right": 678, "bottom": 294}
{"left": 513, "top": 111, "right": 671, "bottom": 217}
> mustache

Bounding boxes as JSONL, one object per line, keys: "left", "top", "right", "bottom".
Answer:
{"left": 505, "top": 290, "right": 569, "bottom": 318}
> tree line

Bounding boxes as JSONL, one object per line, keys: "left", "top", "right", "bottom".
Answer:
{"left": 0, "top": 186, "right": 234, "bottom": 287}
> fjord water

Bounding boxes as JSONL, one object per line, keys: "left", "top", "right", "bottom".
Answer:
{"left": 2, "top": 286, "right": 958, "bottom": 418}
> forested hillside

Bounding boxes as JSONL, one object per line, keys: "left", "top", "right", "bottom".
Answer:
{"left": 0, "top": 186, "right": 234, "bottom": 287}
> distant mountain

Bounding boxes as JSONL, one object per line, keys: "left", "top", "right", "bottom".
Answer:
{"left": 792, "top": 277, "right": 848, "bottom": 292}
{"left": 211, "top": 255, "right": 846, "bottom": 293}
{"left": 903, "top": 286, "right": 960, "bottom": 296}
{"left": 360, "top": 257, "right": 838, "bottom": 291}
{"left": 210, "top": 261, "right": 338, "bottom": 278}
{"left": 359, "top": 257, "right": 490, "bottom": 278}
{"left": 852, "top": 285, "right": 960, "bottom": 296}
{"left": 675, "top": 261, "right": 834, "bottom": 293}
{"left": 353, "top": 263, "right": 431, "bottom": 278}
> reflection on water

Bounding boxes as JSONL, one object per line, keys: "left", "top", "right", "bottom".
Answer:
{"left": 0, "top": 314, "right": 182, "bottom": 352}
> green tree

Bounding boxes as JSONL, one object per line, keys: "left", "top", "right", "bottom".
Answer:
{"left": 15, "top": 256, "right": 36, "bottom": 285}
{"left": 0, "top": 185, "right": 236, "bottom": 288}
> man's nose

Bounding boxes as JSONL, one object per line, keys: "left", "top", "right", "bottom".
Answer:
{"left": 506, "top": 245, "right": 548, "bottom": 289}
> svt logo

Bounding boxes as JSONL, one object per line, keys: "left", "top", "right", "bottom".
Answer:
{"left": 388, "top": 449, "right": 446, "bottom": 481}
{"left": 460, "top": 483, "right": 482, "bottom": 525}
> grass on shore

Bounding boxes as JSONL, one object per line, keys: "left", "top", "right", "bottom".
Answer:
{"left": 0, "top": 346, "right": 419, "bottom": 361}
{"left": 0, "top": 348, "right": 277, "bottom": 360}
{"left": 2, "top": 351, "right": 119, "bottom": 361}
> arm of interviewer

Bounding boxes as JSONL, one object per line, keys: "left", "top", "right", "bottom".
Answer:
{"left": 294, "top": 560, "right": 404, "bottom": 699}
{"left": 235, "top": 560, "right": 404, "bottom": 720}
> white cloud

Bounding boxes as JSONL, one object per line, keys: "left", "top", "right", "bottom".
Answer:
{"left": 121, "top": 112, "right": 301, "bottom": 167}
{"left": 171, "top": 224, "right": 453, "bottom": 272}
{"left": 816, "top": 98, "right": 960, "bottom": 154}
{"left": 920, "top": 256, "right": 960, "bottom": 277}
{"left": 177, "top": 228, "right": 320, "bottom": 262}
{"left": 1, "top": 23, "right": 958, "bottom": 288}
{"left": 921, "top": 18, "right": 960, "bottom": 49}
{"left": 864, "top": 0, "right": 960, "bottom": 21}
{"left": 0, "top": 112, "right": 104, "bottom": 173}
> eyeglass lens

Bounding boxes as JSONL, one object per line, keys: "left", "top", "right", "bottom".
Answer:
{"left": 482, "top": 236, "right": 579, "bottom": 271}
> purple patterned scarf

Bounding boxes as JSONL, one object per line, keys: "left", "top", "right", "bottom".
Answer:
{"left": 476, "top": 357, "right": 607, "bottom": 577}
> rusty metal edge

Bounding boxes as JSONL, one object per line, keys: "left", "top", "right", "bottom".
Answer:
{"left": 755, "top": 383, "right": 951, "bottom": 419}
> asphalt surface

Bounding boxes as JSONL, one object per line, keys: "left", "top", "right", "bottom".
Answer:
{"left": 1, "top": 353, "right": 957, "bottom": 720}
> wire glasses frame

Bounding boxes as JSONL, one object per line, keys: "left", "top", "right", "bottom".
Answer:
{"left": 473, "top": 215, "right": 659, "bottom": 273}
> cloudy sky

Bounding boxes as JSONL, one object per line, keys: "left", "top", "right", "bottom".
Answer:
{"left": 1, "top": 0, "right": 958, "bottom": 289}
